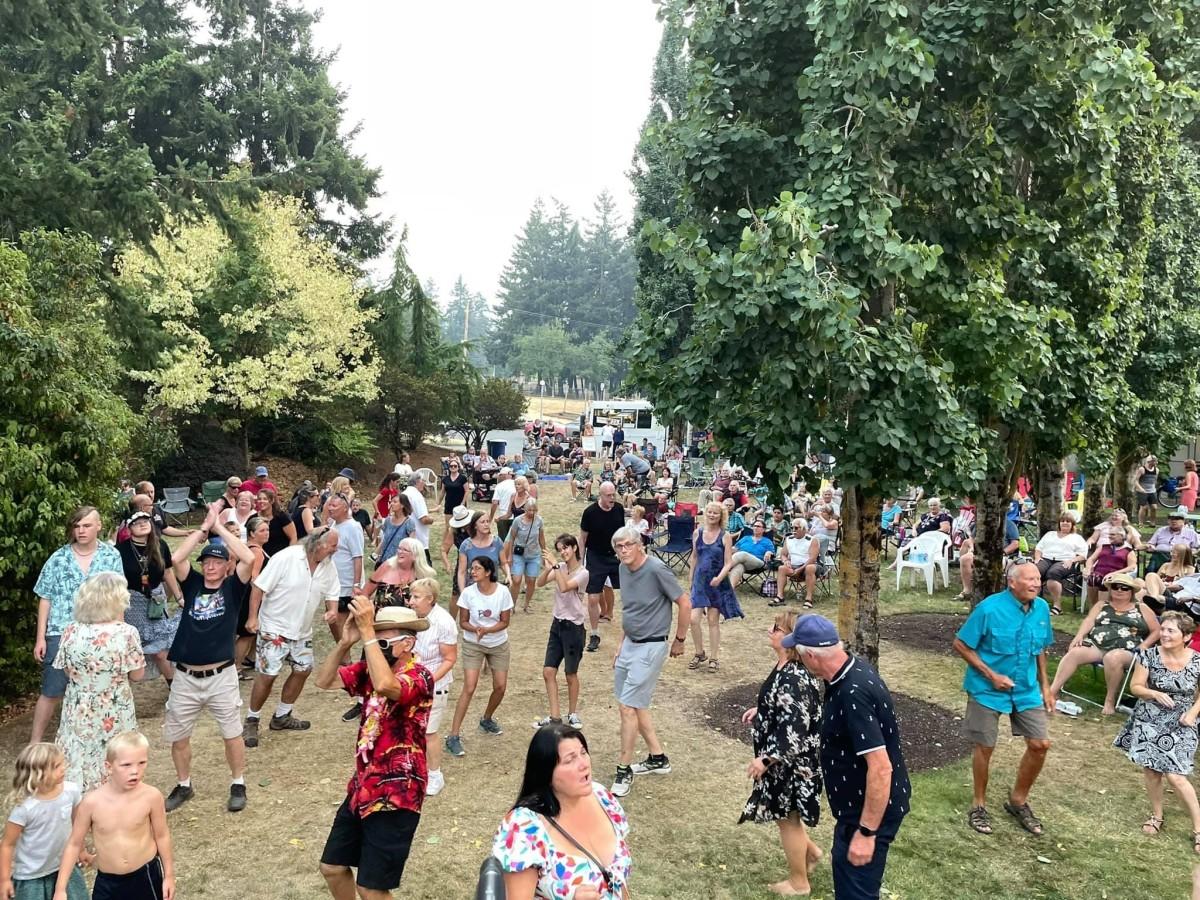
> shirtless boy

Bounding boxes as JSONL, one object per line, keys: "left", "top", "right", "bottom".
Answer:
{"left": 53, "top": 732, "right": 175, "bottom": 900}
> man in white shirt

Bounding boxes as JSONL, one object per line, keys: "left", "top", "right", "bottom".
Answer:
{"left": 243, "top": 529, "right": 340, "bottom": 746}
{"left": 490, "top": 468, "right": 517, "bottom": 539}
{"left": 403, "top": 473, "right": 435, "bottom": 559}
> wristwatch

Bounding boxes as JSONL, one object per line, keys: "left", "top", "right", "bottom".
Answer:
{"left": 856, "top": 823, "right": 877, "bottom": 837}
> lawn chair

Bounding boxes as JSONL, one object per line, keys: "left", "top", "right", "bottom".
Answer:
{"left": 684, "top": 457, "right": 707, "bottom": 487}
{"left": 412, "top": 467, "right": 439, "bottom": 505}
{"left": 161, "top": 487, "right": 195, "bottom": 526}
{"left": 652, "top": 515, "right": 695, "bottom": 572}
{"left": 895, "top": 531, "right": 951, "bottom": 594}
{"left": 674, "top": 501, "right": 699, "bottom": 520}
{"left": 1061, "top": 658, "right": 1135, "bottom": 713}
{"left": 200, "top": 480, "right": 226, "bottom": 509}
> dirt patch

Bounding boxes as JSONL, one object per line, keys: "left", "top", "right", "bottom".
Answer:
{"left": 885, "top": 612, "right": 1071, "bottom": 657}
{"left": 252, "top": 441, "right": 452, "bottom": 498}
{"left": 703, "top": 680, "right": 971, "bottom": 772}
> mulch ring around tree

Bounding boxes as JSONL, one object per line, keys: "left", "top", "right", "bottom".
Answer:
{"left": 703, "top": 680, "right": 971, "bottom": 772}
{"left": 883, "top": 612, "right": 1071, "bottom": 658}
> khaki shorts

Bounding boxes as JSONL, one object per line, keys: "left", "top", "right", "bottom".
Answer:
{"left": 460, "top": 639, "right": 511, "bottom": 673}
{"left": 163, "top": 665, "right": 243, "bottom": 743}
{"left": 962, "top": 697, "right": 1049, "bottom": 747}
{"left": 255, "top": 632, "right": 314, "bottom": 676}
{"left": 426, "top": 689, "right": 449, "bottom": 734}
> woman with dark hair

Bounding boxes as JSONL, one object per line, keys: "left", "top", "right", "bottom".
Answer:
{"left": 256, "top": 487, "right": 297, "bottom": 556}
{"left": 376, "top": 493, "right": 415, "bottom": 565}
{"left": 492, "top": 724, "right": 631, "bottom": 899}
{"left": 739, "top": 610, "right": 824, "bottom": 895}
{"left": 443, "top": 556, "right": 513, "bottom": 758}
{"left": 237, "top": 514, "right": 272, "bottom": 676}
{"left": 117, "top": 510, "right": 182, "bottom": 684}
{"left": 372, "top": 472, "right": 402, "bottom": 524}
{"left": 442, "top": 506, "right": 482, "bottom": 620}
{"left": 290, "top": 487, "right": 320, "bottom": 539}
{"left": 441, "top": 459, "right": 473, "bottom": 525}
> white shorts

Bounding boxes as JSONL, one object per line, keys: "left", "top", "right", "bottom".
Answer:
{"left": 426, "top": 689, "right": 449, "bottom": 734}
{"left": 163, "top": 665, "right": 243, "bottom": 743}
{"left": 255, "top": 632, "right": 314, "bottom": 677}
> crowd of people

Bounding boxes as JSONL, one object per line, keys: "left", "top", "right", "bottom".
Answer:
{"left": 10, "top": 445, "right": 1200, "bottom": 899}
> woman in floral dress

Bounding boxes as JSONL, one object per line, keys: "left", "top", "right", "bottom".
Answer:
{"left": 739, "top": 610, "right": 823, "bottom": 896}
{"left": 53, "top": 572, "right": 145, "bottom": 790}
{"left": 1114, "top": 612, "right": 1200, "bottom": 853}
{"left": 1049, "top": 572, "right": 1159, "bottom": 714}
{"left": 688, "top": 501, "right": 744, "bottom": 673}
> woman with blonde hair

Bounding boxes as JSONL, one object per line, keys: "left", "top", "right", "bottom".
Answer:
{"left": 739, "top": 609, "right": 823, "bottom": 895}
{"left": 689, "top": 501, "right": 742, "bottom": 672}
{"left": 1142, "top": 544, "right": 1198, "bottom": 613}
{"left": 359, "top": 537, "right": 436, "bottom": 610}
{"left": 53, "top": 572, "right": 145, "bottom": 790}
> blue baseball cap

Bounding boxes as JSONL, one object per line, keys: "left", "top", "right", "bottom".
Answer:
{"left": 781, "top": 614, "right": 840, "bottom": 649}
{"left": 255, "top": 465, "right": 268, "bottom": 477}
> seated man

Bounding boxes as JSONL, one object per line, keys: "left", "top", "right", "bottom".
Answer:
{"left": 724, "top": 498, "right": 747, "bottom": 536}
{"left": 728, "top": 519, "right": 775, "bottom": 590}
{"left": 477, "top": 451, "right": 497, "bottom": 472}
{"left": 955, "top": 517, "right": 1020, "bottom": 602}
{"left": 547, "top": 441, "right": 566, "bottom": 471}
{"left": 1032, "top": 513, "right": 1089, "bottom": 614}
{"left": 773, "top": 519, "right": 826, "bottom": 608}
{"left": 725, "top": 479, "right": 751, "bottom": 511}
{"left": 765, "top": 507, "right": 790, "bottom": 544}
{"left": 1145, "top": 507, "right": 1199, "bottom": 573}
{"left": 571, "top": 459, "right": 595, "bottom": 501}
{"left": 619, "top": 449, "right": 652, "bottom": 485}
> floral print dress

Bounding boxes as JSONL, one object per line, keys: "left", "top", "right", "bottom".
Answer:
{"left": 492, "top": 782, "right": 631, "bottom": 899}
{"left": 1082, "top": 601, "right": 1149, "bottom": 653}
{"left": 739, "top": 661, "right": 823, "bottom": 826}
{"left": 53, "top": 621, "right": 144, "bottom": 790}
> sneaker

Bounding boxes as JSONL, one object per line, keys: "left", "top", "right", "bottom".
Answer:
{"left": 586, "top": 634, "right": 601, "bottom": 653}
{"left": 227, "top": 783, "right": 247, "bottom": 812}
{"left": 165, "top": 784, "right": 194, "bottom": 812}
{"left": 630, "top": 754, "right": 672, "bottom": 776}
{"left": 444, "top": 734, "right": 466, "bottom": 757}
{"left": 611, "top": 765, "right": 633, "bottom": 798}
{"left": 426, "top": 770, "right": 445, "bottom": 797}
{"left": 479, "top": 717, "right": 503, "bottom": 735}
{"left": 269, "top": 713, "right": 311, "bottom": 731}
{"left": 532, "top": 716, "right": 562, "bottom": 729}
{"left": 342, "top": 702, "right": 362, "bottom": 722}
{"left": 242, "top": 716, "right": 259, "bottom": 748}
{"left": 566, "top": 713, "right": 583, "bottom": 729}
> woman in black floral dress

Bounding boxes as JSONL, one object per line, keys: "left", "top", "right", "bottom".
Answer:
{"left": 739, "top": 610, "right": 824, "bottom": 896}
{"left": 1114, "top": 612, "right": 1200, "bottom": 852}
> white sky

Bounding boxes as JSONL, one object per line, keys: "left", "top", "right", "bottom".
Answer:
{"left": 307, "top": 1, "right": 664, "bottom": 303}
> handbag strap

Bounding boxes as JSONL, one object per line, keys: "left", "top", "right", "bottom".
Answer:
{"left": 544, "top": 815, "right": 612, "bottom": 892}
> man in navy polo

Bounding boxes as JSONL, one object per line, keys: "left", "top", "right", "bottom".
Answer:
{"left": 785, "top": 615, "right": 910, "bottom": 900}
{"left": 952, "top": 561, "right": 1054, "bottom": 837}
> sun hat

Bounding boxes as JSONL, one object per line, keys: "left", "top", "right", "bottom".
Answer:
{"left": 255, "top": 465, "right": 268, "bottom": 477}
{"left": 781, "top": 614, "right": 841, "bottom": 649}
{"left": 374, "top": 607, "right": 429, "bottom": 632}
{"left": 1170, "top": 506, "right": 1189, "bottom": 519}
{"left": 1103, "top": 572, "right": 1144, "bottom": 591}
{"left": 338, "top": 467, "right": 357, "bottom": 481}
{"left": 198, "top": 542, "right": 230, "bottom": 561}
{"left": 448, "top": 505, "right": 475, "bottom": 529}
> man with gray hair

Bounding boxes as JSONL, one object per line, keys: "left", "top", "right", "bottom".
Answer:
{"left": 324, "top": 494, "right": 364, "bottom": 648}
{"left": 784, "top": 614, "right": 910, "bottom": 900}
{"left": 242, "top": 526, "right": 341, "bottom": 747}
{"left": 402, "top": 472, "right": 435, "bottom": 561}
{"left": 608, "top": 525, "right": 691, "bottom": 798}
{"left": 952, "top": 561, "right": 1054, "bottom": 838}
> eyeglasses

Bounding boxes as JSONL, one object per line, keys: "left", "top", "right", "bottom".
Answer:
{"left": 769, "top": 624, "right": 784, "bottom": 634}
{"left": 613, "top": 541, "right": 638, "bottom": 551}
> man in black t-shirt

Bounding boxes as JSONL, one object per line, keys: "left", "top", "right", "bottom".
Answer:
{"left": 162, "top": 506, "right": 255, "bottom": 814}
{"left": 579, "top": 482, "right": 627, "bottom": 653}
{"left": 784, "top": 615, "right": 910, "bottom": 900}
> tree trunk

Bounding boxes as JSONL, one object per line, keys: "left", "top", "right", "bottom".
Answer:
{"left": 1036, "top": 458, "right": 1065, "bottom": 537}
{"left": 1114, "top": 441, "right": 1141, "bottom": 515}
{"left": 837, "top": 488, "right": 882, "bottom": 665}
{"left": 241, "top": 422, "right": 251, "bottom": 472}
{"left": 1083, "top": 475, "right": 1106, "bottom": 534}
{"left": 973, "top": 467, "right": 1012, "bottom": 602}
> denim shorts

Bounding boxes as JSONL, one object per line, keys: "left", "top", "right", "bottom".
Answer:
{"left": 40, "top": 633, "right": 67, "bottom": 698}
{"left": 510, "top": 551, "right": 542, "bottom": 578}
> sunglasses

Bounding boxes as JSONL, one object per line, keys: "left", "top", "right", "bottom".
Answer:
{"left": 374, "top": 634, "right": 413, "bottom": 650}
{"left": 770, "top": 624, "right": 785, "bottom": 634}
{"left": 1107, "top": 584, "right": 1133, "bottom": 592}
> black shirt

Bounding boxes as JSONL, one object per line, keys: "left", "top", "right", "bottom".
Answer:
{"left": 117, "top": 538, "right": 172, "bottom": 592}
{"left": 916, "top": 511, "right": 953, "bottom": 535}
{"left": 265, "top": 511, "right": 293, "bottom": 556}
{"left": 442, "top": 473, "right": 469, "bottom": 509}
{"left": 291, "top": 507, "right": 310, "bottom": 539}
{"left": 168, "top": 569, "right": 247, "bottom": 666}
{"left": 353, "top": 508, "right": 373, "bottom": 534}
{"left": 820, "top": 656, "right": 911, "bottom": 826}
{"left": 580, "top": 502, "right": 626, "bottom": 562}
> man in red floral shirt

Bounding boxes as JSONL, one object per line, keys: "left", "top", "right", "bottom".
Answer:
{"left": 315, "top": 598, "right": 433, "bottom": 898}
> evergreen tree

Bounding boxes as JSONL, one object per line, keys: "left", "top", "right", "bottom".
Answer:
{"left": 441, "top": 276, "right": 493, "bottom": 366}
{"left": 577, "top": 190, "right": 636, "bottom": 356}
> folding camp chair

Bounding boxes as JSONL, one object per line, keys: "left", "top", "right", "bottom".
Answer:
{"left": 684, "top": 457, "right": 707, "bottom": 487}
{"left": 1060, "top": 658, "right": 1135, "bottom": 713}
{"left": 652, "top": 515, "right": 695, "bottom": 572}
{"left": 161, "top": 487, "right": 194, "bottom": 526}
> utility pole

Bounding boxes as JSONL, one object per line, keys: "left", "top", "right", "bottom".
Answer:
{"left": 463, "top": 291, "right": 470, "bottom": 344}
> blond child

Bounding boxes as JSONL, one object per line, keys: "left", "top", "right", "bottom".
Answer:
{"left": 1, "top": 743, "right": 88, "bottom": 900}
{"left": 629, "top": 505, "right": 650, "bottom": 544}
{"left": 53, "top": 732, "right": 174, "bottom": 900}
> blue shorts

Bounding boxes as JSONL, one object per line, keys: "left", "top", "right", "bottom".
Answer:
{"left": 614, "top": 639, "right": 669, "bottom": 709}
{"left": 510, "top": 551, "right": 542, "bottom": 578}
{"left": 41, "top": 633, "right": 67, "bottom": 698}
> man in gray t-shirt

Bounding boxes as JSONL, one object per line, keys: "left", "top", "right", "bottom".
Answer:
{"left": 325, "top": 494, "right": 364, "bottom": 645}
{"left": 608, "top": 526, "right": 690, "bottom": 800}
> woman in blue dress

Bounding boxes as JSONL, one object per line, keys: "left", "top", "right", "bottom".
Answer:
{"left": 688, "top": 501, "right": 744, "bottom": 673}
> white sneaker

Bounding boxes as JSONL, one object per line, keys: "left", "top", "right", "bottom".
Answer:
{"left": 426, "top": 769, "right": 445, "bottom": 797}
{"left": 566, "top": 713, "right": 583, "bottom": 728}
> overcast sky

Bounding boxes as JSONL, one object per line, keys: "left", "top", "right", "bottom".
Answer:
{"left": 307, "top": 1, "right": 664, "bottom": 303}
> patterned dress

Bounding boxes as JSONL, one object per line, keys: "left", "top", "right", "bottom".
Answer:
{"left": 53, "top": 621, "right": 144, "bottom": 790}
{"left": 1114, "top": 647, "right": 1200, "bottom": 775}
{"left": 689, "top": 528, "right": 744, "bottom": 620}
{"left": 740, "top": 661, "right": 823, "bottom": 826}
{"left": 492, "top": 782, "right": 631, "bottom": 899}
{"left": 1082, "top": 601, "right": 1150, "bottom": 653}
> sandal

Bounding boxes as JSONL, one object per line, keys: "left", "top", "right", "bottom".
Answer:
{"left": 708, "top": 659, "right": 720, "bottom": 673}
{"left": 767, "top": 598, "right": 787, "bottom": 608}
{"left": 1003, "top": 800, "right": 1044, "bottom": 835}
{"left": 688, "top": 652, "right": 707, "bottom": 670}
{"left": 802, "top": 599, "right": 814, "bottom": 609}
{"left": 968, "top": 805, "right": 993, "bottom": 834}
{"left": 1050, "top": 606, "right": 1062, "bottom": 616}
{"left": 952, "top": 591, "right": 970, "bottom": 603}
{"left": 1142, "top": 814, "right": 1163, "bottom": 835}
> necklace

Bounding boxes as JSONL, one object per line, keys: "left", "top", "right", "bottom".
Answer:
{"left": 72, "top": 544, "right": 97, "bottom": 558}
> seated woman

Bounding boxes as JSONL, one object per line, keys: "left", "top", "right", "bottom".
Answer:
{"left": 653, "top": 464, "right": 675, "bottom": 506}
{"left": 492, "top": 723, "right": 631, "bottom": 899}
{"left": 1033, "top": 514, "right": 1090, "bottom": 615}
{"left": 1049, "top": 572, "right": 1159, "bottom": 715}
{"left": 1083, "top": 531, "right": 1138, "bottom": 608}
{"left": 1087, "top": 507, "right": 1138, "bottom": 550}
{"left": 1142, "top": 544, "right": 1198, "bottom": 615}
